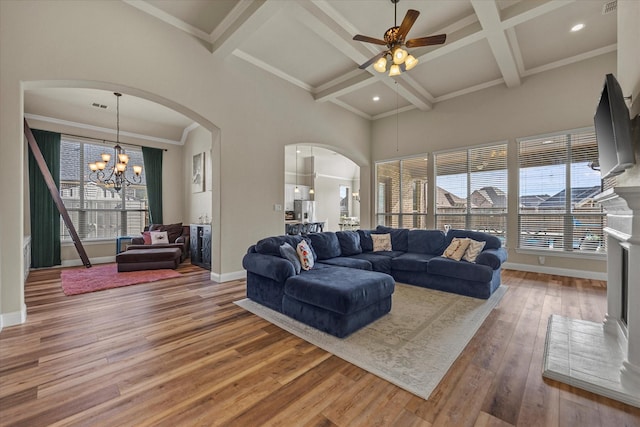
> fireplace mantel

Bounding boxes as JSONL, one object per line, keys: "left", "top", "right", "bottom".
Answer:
{"left": 543, "top": 186, "right": 640, "bottom": 408}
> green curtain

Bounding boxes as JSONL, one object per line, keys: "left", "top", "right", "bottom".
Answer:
{"left": 28, "top": 129, "right": 61, "bottom": 268}
{"left": 142, "top": 146, "right": 163, "bottom": 224}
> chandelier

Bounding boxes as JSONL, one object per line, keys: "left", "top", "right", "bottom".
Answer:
{"left": 88, "top": 92, "right": 142, "bottom": 191}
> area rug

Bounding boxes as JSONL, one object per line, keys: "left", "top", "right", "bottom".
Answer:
{"left": 235, "top": 283, "right": 507, "bottom": 399}
{"left": 61, "top": 263, "right": 181, "bottom": 296}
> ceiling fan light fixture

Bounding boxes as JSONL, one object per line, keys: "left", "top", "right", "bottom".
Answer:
{"left": 389, "top": 64, "right": 401, "bottom": 76}
{"left": 404, "top": 54, "right": 418, "bottom": 70}
{"left": 392, "top": 47, "right": 408, "bottom": 64}
{"left": 373, "top": 56, "right": 388, "bottom": 73}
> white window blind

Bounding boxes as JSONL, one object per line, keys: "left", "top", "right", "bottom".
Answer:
{"left": 60, "top": 137, "right": 148, "bottom": 241}
{"left": 375, "top": 156, "right": 428, "bottom": 228}
{"left": 518, "top": 129, "right": 612, "bottom": 253}
{"left": 435, "top": 143, "right": 508, "bottom": 244}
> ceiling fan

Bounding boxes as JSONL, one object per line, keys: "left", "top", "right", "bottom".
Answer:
{"left": 353, "top": 0, "right": 446, "bottom": 76}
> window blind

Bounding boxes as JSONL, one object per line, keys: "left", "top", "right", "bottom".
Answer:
{"left": 375, "top": 156, "right": 428, "bottom": 228}
{"left": 518, "top": 129, "right": 611, "bottom": 253}
{"left": 435, "top": 143, "right": 508, "bottom": 243}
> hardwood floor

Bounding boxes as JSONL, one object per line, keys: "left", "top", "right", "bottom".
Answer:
{"left": 1, "top": 264, "right": 639, "bottom": 426}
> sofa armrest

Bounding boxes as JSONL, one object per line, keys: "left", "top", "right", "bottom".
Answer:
{"left": 476, "top": 247, "right": 507, "bottom": 270}
{"left": 242, "top": 253, "right": 296, "bottom": 283}
{"left": 131, "top": 236, "right": 145, "bottom": 245}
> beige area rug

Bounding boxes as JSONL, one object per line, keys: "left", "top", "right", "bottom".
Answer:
{"left": 235, "top": 283, "right": 507, "bottom": 399}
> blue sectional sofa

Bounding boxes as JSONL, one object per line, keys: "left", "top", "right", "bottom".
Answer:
{"left": 242, "top": 227, "right": 507, "bottom": 337}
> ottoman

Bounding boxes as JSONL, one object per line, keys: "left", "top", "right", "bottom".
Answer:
{"left": 116, "top": 248, "right": 181, "bottom": 272}
{"left": 282, "top": 267, "right": 395, "bottom": 338}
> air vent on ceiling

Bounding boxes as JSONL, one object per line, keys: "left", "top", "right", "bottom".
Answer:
{"left": 602, "top": 0, "right": 617, "bottom": 15}
{"left": 91, "top": 102, "right": 108, "bottom": 109}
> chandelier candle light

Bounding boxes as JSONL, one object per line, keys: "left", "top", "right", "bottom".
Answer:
{"left": 88, "top": 92, "right": 142, "bottom": 192}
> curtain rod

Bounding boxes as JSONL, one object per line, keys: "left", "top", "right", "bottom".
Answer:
{"left": 61, "top": 132, "right": 168, "bottom": 151}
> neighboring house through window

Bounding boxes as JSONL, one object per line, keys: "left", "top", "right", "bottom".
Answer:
{"left": 518, "top": 128, "right": 612, "bottom": 253}
{"left": 59, "top": 136, "right": 148, "bottom": 241}
{"left": 434, "top": 143, "right": 508, "bottom": 244}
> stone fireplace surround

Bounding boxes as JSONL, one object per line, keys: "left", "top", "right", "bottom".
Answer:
{"left": 543, "top": 186, "right": 640, "bottom": 407}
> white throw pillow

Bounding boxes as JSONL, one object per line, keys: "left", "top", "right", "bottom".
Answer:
{"left": 150, "top": 231, "right": 169, "bottom": 245}
{"left": 296, "top": 240, "right": 315, "bottom": 271}
{"left": 442, "top": 237, "right": 471, "bottom": 261}
{"left": 372, "top": 233, "right": 392, "bottom": 252}
{"left": 462, "top": 239, "right": 486, "bottom": 262}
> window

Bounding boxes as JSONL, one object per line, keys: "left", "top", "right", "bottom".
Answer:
{"left": 375, "top": 156, "right": 428, "bottom": 228}
{"left": 518, "top": 129, "right": 612, "bottom": 253}
{"left": 434, "top": 143, "right": 508, "bottom": 244}
{"left": 59, "top": 137, "right": 148, "bottom": 241}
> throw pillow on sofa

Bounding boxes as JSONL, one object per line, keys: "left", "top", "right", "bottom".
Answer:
{"left": 150, "top": 231, "right": 169, "bottom": 245}
{"left": 297, "top": 240, "right": 315, "bottom": 271}
{"left": 372, "top": 233, "right": 392, "bottom": 252}
{"left": 462, "top": 239, "right": 486, "bottom": 262}
{"left": 142, "top": 231, "right": 152, "bottom": 245}
{"left": 279, "top": 242, "right": 301, "bottom": 274}
{"left": 442, "top": 237, "right": 471, "bottom": 261}
{"left": 149, "top": 223, "right": 183, "bottom": 243}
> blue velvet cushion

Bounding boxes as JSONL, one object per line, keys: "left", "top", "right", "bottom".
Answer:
{"left": 391, "top": 252, "right": 437, "bottom": 272}
{"left": 408, "top": 229, "right": 447, "bottom": 255}
{"left": 255, "top": 235, "right": 303, "bottom": 256}
{"left": 336, "top": 231, "right": 362, "bottom": 256}
{"left": 318, "top": 257, "right": 372, "bottom": 270}
{"left": 446, "top": 229, "right": 502, "bottom": 250}
{"left": 349, "top": 252, "right": 393, "bottom": 274}
{"left": 357, "top": 230, "right": 374, "bottom": 252}
{"left": 284, "top": 268, "right": 395, "bottom": 314}
{"left": 376, "top": 226, "right": 409, "bottom": 252}
{"left": 279, "top": 242, "right": 301, "bottom": 274}
{"left": 308, "top": 232, "right": 342, "bottom": 260}
{"left": 427, "top": 257, "right": 493, "bottom": 283}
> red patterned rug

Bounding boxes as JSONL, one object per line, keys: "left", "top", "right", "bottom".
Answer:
{"left": 61, "top": 263, "right": 181, "bottom": 296}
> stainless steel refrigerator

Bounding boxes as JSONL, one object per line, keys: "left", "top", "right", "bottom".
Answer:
{"left": 294, "top": 200, "right": 315, "bottom": 222}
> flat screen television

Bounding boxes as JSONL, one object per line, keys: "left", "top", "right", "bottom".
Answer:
{"left": 593, "top": 73, "right": 635, "bottom": 179}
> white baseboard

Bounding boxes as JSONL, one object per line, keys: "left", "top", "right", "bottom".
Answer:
{"left": 61, "top": 256, "right": 115, "bottom": 268}
{"left": 503, "top": 262, "right": 607, "bottom": 281}
{"left": 1, "top": 303, "right": 27, "bottom": 330}
{"left": 211, "top": 270, "right": 246, "bottom": 283}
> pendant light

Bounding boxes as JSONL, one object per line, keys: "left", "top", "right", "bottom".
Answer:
{"left": 309, "top": 146, "right": 315, "bottom": 195}
{"left": 294, "top": 146, "right": 300, "bottom": 193}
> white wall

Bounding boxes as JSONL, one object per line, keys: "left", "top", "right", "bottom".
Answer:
{"left": 0, "top": 0, "right": 371, "bottom": 324}
{"left": 372, "top": 52, "right": 617, "bottom": 276}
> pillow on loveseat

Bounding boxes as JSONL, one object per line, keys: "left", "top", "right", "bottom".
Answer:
{"left": 149, "top": 223, "right": 183, "bottom": 243}
{"left": 372, "top": 233, "right": 392, "bottom": 252}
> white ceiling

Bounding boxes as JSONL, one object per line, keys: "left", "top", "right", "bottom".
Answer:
{"left": 23, "top": 0, "right": 618, "bottom": 143}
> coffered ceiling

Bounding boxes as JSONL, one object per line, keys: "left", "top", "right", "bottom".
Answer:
{"left": 126, "top": 0, "right": 616, "bottom": 120}
{"left": 24, "top": 0, "right": 618, "bottom": 142}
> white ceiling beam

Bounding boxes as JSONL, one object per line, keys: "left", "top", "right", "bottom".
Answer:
{"left": 232, "top": 49, "right": 313, "bottom": 92}
{"left": 501, "top": 0, "right": 575, "bottom": 29}
{"left": 314, "top": 72, "right": 376, "bottom": 103}
{"left": 122, "top": 0, "right": 213, "bottom": 49}
{"left": 298, "top": 0, "right": 432, "bottom": 110}
{"left": 211, "top": 0, "right": 281, "bottom": 59}
{"left": 471, "top": 0, "right": 521, "bottom": 88}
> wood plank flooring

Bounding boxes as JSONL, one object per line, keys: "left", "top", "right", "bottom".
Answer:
{"left": 1, "top": 264, "right": 639, "bottom": 426}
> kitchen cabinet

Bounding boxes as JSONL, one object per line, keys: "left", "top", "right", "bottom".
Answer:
{"left": 190, "top": 224, "right": 211, "bottom": 270}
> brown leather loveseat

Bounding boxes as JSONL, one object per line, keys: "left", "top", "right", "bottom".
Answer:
{"left": 127, "top": 223, "right": 190, "bottom": 262}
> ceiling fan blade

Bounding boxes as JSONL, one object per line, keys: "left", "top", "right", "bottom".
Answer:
{"left": 405, "top": 34, "right": 446, "bottom": 48}
{"left": 353, "top": 34, "right": 387, "bottom": 46}
{"left": 397, "top": 9, "right": 420, "bottom": 40}
{"left": 359, "top": 51, "right": 386, "bottom": 70}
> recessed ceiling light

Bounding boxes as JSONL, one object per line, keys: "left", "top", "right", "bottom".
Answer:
{"left": 372, "top": 96, "right": 380, "bottom": 102}
{"left": 571, "top": 23, "right": 585, "bottom": 32}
